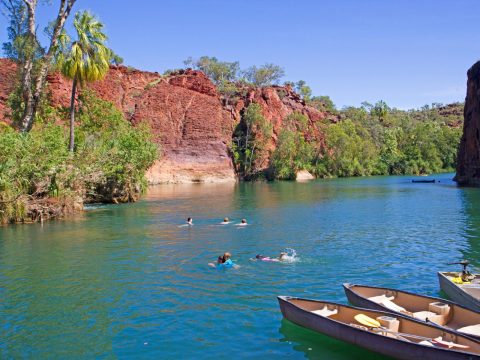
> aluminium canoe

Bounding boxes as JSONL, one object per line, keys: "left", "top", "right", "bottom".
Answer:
{"left": 438, "top": 272, "right": 480, "bottom": 312}
{"left": 278, "top": 296, "right": 480, "bottom": 360}
{"left": 343, "top": 283, "right": 480, "bottom": 340}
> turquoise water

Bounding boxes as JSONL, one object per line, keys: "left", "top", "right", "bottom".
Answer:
{"left": 2, "top": 173, "right": 480, "bottom": 359}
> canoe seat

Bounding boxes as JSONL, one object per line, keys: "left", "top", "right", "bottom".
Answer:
{"left": 368, "top": 294, "right": 394, "bottom": 303}
{"left": 368, "top": 294, "right": 407, "bottom": 313}
{"left": 413, "top": 311, "right": 448, "bottom": 326}
{"left": 457, "top": 324, "right": 480, "bottom": 337}
{"left": 311, "top": 306, "right": 338, "bottom": 317}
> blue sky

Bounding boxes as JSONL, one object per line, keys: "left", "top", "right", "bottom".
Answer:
{"left": 3, "top": 0, "right": 480, "bottom": 109}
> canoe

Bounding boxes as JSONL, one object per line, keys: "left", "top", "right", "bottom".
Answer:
{"left": 343, "top": 283, "right": 480, "bottom": 340}
{"left": 439, "top": 271, "right": 480, "bottom": 312}
{"left": 412, "top": 179, "right": 435, "bottom": 183}
{"left": 278, "top": 296, "right": 480, "bottom": 360}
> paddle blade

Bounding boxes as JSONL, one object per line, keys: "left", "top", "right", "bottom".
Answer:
{"left": 354, "top": 314, "right": 381, "bottom": 328}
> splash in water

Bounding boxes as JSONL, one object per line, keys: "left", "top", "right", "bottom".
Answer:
{"left": 281, "top": 248, "right": 298, "bottom": 263}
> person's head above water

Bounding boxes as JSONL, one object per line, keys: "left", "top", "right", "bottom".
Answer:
{"left": 223, "top": 252, "right": 231, "bottom": 261}
{"left": 217, "top": 256, "right": 224, "bottom": 263}
{"left": 279, "top": 252, "right": 288, "bottom": 260}
{"left": 241, "top": 219, "right": 247, "bottom": 224}
{"left": 223, "top": 217, "right": 229, "bottom": 222}
{"left": 187, "top": 217, "right": 192, "bottom": 224}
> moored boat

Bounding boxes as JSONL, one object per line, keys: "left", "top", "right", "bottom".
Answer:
{"left": 343, "top": 283, "right": 480, "bottom": 339}
{"left": 412, "top": 179, "right": 435, "bottom": 183}
{"left": 278, "top": 296, "right": 480, "bottom": 360}
{"left": 438, "top": 271, "right": 480, "bottom": 312}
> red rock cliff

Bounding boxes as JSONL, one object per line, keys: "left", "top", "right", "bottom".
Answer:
{"left": 0, "top": 59, "right": 328, "bottom": 183}
{"left": 455, "top": 61, "right": 480, "bottom": 186}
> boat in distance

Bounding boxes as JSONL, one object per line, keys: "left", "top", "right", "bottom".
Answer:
{"left": 343, "top": 283, "right": 480, "bottom": 340}
{"left": 278, "top": 296, "right": 480, "bottom": 360}
{"left": 411, "top": 179, "right": 436, "bottom": 183}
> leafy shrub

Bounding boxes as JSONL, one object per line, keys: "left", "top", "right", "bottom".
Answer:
{"left": 0, "top": 90, "right": 158, "bottom": 223}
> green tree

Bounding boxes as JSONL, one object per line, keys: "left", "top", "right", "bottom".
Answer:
{"left": 241, "top": 63, "right": 285, "bottom": 87}
{"left": 272, "top": 113, "right": 314, "bottom": 179}
{"left": 184, "top": 56, "right": 239, "bottom": 84}
{"left": 371, "top": 100, "right": 390, "bottom": 122}
{"left": 310, "top": 96, "right": 336, "bottom": 113}
{"left": 15, "top": 0, "right": 77, "bottom": 132}
{"left": 232, "top": 103, "right": 272, "bottom": 177}
{"left": 295, "top": 80, "right": 312, "bottom": 102}
{"left": 1, "top": 0, "right": 29, "bottom": 61}
{"left": 59, "top": 10, "right": 111, "bottom": 152}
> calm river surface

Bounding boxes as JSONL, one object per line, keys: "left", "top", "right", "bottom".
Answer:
{"left": 2, "top": 173, "right": 480, "bottom": 359}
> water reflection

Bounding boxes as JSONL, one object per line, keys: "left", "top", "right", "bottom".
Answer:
{"left": 278, "top": 319, "right": 388, "bottom": 360}
{"left": 459, "top": 188, "right": 480, "bottom": 267}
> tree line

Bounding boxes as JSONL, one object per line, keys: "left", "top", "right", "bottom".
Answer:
{"left": 241, "top": 101, "right": 462, "bottom": 180}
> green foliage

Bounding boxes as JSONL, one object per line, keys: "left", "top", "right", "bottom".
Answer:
{"left": 315, "top": 120, "right": 380, "bottom": 177}
{"left": 0, "top": 90, "right": 158, "bottom": 223}
{"left": 1, "top": 0, "right": 43, "bottom": 62}
{"left": 232, "top": 103, "right": 272, "bottom": 177}
{"left": 59, "top": 11, "right": 110, "bottom": 85}
{"left": 272, "top": 113, "right": 314, "bottom": 179}
{"left": 75, "top": 91, "right": 158, "bottom": 199}
{"left": 310, "top": 96, "right": 337, "bottom": 113}
{"left": 109, "top": 50, "right": 123, "bottom": 65}
{"left": 184, "top": 56, "right": 239, "bottom": 84}
{"left": 269, "top": 101, "right": 463, "bottom": 180}
{"left": 241, "top": 63, "right": 285, "bottom": 87}
{"left": 314, "top": 102, "right": 463, "bottom": 177}
{"left": 145, "top": 78, "right": 162, "bottom": 90}
{"left": 294, "top": 80, "right": 312, "bottom": 102}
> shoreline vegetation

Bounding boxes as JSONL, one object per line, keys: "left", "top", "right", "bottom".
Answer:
{"left": 0, "top": 2, "right": 463, "bottom": 224}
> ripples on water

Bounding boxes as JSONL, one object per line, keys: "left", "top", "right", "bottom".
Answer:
{"left": 1, "top": 174, "right": 480, "bottom": 358}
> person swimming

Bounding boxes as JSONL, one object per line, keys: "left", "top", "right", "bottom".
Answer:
{"left": 187, "top": 217, "right": 193, "bottom": 225}
{"left": 236, "top": 218, "right": 248, "bottom": 226}
{"left": 208, "top": 252, "right": 237, "bottom": 268}
{"left": 220, "top": 217, "right": 230, "bottom": 225}
{"left": 254, "top": 252, "right": 288, "bottom": 262}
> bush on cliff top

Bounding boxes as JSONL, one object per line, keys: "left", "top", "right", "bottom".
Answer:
{"left": 0, "top": 90, "right": 159, "bottom": 224}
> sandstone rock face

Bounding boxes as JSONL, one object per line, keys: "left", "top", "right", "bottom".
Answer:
{"left": 47, "top": 67, "right": 237, "bottom": 184}
{"left": 0, "top": 59, "right": 18, "bottom": 123}
{"left": 0, "top": 60, "right": 329, "bottom": 183}
{"left": 455, "top": 61, "right": 480, "bottom": 186}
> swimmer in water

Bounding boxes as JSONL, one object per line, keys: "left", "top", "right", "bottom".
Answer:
{"left": 236, "top": 218, "right": 247, "bottom": 226}
{"left": 253, "top": 252, "right": 288, "bottom": 262}
{"left": 208, "top": 252, "right": 237, "bottom": 268}
{"left": 220, "top": 217, "right": 230, "bottom": 225}
{"left": 187, "top": 217, "right": 193, "bottom": 225}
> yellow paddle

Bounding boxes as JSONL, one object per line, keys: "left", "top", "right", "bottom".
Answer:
{"left": 354, "top": 314, "right": 381, "bottom": 328}
{"left": 354, "top": 314, "right": 469, "bottom": 349}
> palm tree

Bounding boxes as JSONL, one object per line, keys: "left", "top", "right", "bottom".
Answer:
{"left": 60, "top": 11, "right": 110, "bottom": 152}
